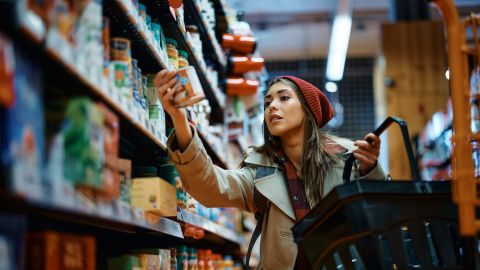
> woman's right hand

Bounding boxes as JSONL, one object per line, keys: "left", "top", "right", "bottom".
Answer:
{"left": 154, "top": 69, "right": 186, "bottom": 120}
{"left": 154, "top": 69, "right": 192, "bottom": 150}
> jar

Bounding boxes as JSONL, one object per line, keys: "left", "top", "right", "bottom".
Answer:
{"left": 166, "top": 38, "right": 179, "bottom": 69}
{"left": 170, "top": 248, "right": 178, "bottom": 270}
{"left": 178, "top": 50, "right": 189, "bottom": 69}
{"left": 110, "top": 37, "right": 131, "bottom": 62}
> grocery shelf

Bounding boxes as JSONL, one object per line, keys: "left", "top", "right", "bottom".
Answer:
{"left": 183, "top": 0, "right": 227, "bottom": 74}
{"left": 177, "top": 208, "right": 244, "bottom": 246}
{"left": 1, "top": 2, "right": 169, "bottom": 155}
{"left": 209, "top": 0, "right": 230, "bottom": 41}
{"left": 146, "top": 0, "right": 226, "bottom": 123}
{"left": 105, "top": 0, "right": 170, "bottom": 73}
{"left": 45, "top": 47, "right": 168, "bottom": 152}
{"left": 0, "top": 195, "right": 184, "bottom": 239}
{"left": 197, "top": 129, "right": 229, "bottom": 169}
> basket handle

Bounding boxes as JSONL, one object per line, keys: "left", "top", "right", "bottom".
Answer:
{"left": 342, "top": 116, "right": 421, "bottom": 182}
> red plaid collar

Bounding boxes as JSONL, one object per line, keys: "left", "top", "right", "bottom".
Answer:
{"left": 274, "top": 148, "right": 310, "bottom": 221}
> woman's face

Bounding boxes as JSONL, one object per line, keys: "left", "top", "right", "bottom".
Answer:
{"left": 264, "top": 81, "right": 306, "bottom": 138}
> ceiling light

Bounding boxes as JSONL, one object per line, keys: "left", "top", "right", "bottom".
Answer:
{"left": 325, "top": 0, "right": 353, "bottom": 82}
{"left": 325, "top": 82, "right": 338, "bottom": 92}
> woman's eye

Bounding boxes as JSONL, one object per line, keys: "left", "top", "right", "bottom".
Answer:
{"left": 264, "top": 101, "right": 271, "bottom": 108}
{"left": 280, "top": 96, "right": 290, "bottom": 101}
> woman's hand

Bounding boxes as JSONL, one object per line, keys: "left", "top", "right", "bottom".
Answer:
{"left": 154, "top": 69, "right": 192, "bottom": 150}
{"left": 353, "top": 133, "right": 381, "bottom": 176}
{"left": 154, "top": 69, "right": 186, "bottom": 120}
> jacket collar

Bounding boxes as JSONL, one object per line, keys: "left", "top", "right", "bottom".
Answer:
{"left": 244, "top": 149, "right": 295, "bottom": 220}
{"left": 244, "top": 150, "right": 279, "bottom": 168}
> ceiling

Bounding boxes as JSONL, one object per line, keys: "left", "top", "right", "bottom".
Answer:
{"left": 225, "top": 0, "right": 480, "bottom": 60}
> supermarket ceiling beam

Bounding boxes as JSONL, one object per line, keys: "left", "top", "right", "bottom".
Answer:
{"left": 244, "top": 6, "right": 480, "bottom": 30}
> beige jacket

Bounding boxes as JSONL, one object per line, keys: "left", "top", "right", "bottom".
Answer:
{"left": 167, "top": 129, "right": 387, "bottom": 270}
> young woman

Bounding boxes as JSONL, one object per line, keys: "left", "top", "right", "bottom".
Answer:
{"left": 155, "top": 70, "right": 387, "bottom": 269}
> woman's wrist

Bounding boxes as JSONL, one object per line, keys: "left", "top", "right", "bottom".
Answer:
{"left": 171, "top": 112, "right": 193, "bottom": 151}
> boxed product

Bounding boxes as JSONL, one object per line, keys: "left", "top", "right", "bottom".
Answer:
{"left": 97, "top": 103, "right": 120, "bottom": 200}
{"left": 130, "top": 249, "right": 172, "bottom": 270}
{"left": 26, "top": 231, "right": 96, "bottom": 270}
{"left": 0, "top": 214, "right": 27, "bottom": 270}
{"left": 118, "top": 158, "right": 132, "bottom": 203}
{"left": 62, "top": 98, "right": 104, "bottom": 191}
{"left": 175, "top": 66, "right": 205, "bottom": 107}
{"left": 131, "top": 176, "right": 177, "bottom": 217}
{"left": 108, "top": 255, "right": 140, "bottom": 270}
{"left": 0, "top": 44, "right": 45, "bottom": 200}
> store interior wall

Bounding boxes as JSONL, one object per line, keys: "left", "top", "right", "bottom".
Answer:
{"left": 228, "top": 0, "right": 480, "bottom": 180}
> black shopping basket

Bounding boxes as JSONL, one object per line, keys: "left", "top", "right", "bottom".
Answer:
{"left": 292, "top": 117, "right": 464, "bottom": 270}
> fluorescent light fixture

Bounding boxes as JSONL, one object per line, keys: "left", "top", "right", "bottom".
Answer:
{"left": 325, "top": 81, "right": 338, "bottom": 92}
{"left": 326, "top": 0, "right": 353, "bottom": 82}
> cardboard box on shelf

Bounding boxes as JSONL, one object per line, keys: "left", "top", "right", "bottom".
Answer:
{"left": 131, "top": 177, "right": 177, "bottom": 217}
{"left": 26, "top": 231, "right": 96, "bottom": 270}
{"left": 0, "top": 42, "right": 45, "bottom": 200}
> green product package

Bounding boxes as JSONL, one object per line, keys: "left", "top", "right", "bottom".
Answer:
{"left": 107, "top": 255, "right": 140, "bottom": 270}
{"left": 63, "top": 98, "right": 104, "bottom": 188}
{"left": 158, "top": 164, "right": 177, "bottom": 186}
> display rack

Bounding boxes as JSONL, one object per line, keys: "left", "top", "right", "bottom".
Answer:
{"left": 0, "top": 0, "right": 246, "bottom": 267}
{"left": 144, "top": 0, "right": 227, "bottom": 124}
{"left": 432, "top": 0, "right": 480, "bottom": 238}
{"left": 0, "top": 194, "right": 184, "bottom": 239}
{"left": 105, "top": 0, "right": 171, "bottom": 73}
{"left": 177, "top": 208, "right": 244, "bottom": 246}
{"left": 183, "top": 0, "right": 227, "bottom": 73}
{"left": 14, "top": 23, "right": 168, "bottom": 153}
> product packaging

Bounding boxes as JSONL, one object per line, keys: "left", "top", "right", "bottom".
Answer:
{"left": 26, "top": 231, "right": 96, "bottom": 270}
{"left": 175, "top": 66, "right": 205, "bottom": 107}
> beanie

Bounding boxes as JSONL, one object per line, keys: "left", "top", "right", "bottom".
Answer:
{"left": 277, "top": 76, "right": 334, "bottom": 128}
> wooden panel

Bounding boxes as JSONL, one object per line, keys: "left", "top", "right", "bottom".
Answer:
{"left": 382, "top": 21, "right": 449, "bottom": 180}
{"left": 382, "top": 21, "right": 448, "bottom": 94}
{"left": 386, "top": 94, "right": 449, "bottom": 179}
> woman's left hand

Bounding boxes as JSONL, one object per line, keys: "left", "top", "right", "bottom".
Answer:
{"left": 353, "top": 133, "right": 381, "bottom": 176}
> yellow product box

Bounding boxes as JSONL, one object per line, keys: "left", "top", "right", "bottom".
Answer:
{"left": 131, "top": 177, "right": 177, "bottom": 217}
{"left": 136, "top": 254, "right": 160, "bottom": 270}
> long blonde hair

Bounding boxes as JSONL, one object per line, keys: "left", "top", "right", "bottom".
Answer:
{"left": 256, "top": 78, "right": 343, "bottom": 208}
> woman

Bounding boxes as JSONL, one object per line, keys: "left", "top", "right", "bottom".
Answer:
{"left": 155, "top": 70, "right": 387, "bottom": 269}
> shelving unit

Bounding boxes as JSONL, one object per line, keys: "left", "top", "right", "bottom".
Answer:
{"left": 105, "top": 0, "right": 171, "bottom": 73}
{"left": 183, "top": 0, "right": 227, "bottom": 73}
{"left": 177, "top": 208, "right": 244, "bottom": 246}
{"left": 0, "top": 0, "right": 248, "bottom": 268}
{"left": 143, "top": 0, "right": 226, "bottom": 124}
{"left": 0, "top": 194, "right": 184, "bottom": 239}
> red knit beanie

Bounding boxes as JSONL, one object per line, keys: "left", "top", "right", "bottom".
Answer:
{"left": 277, "top": 76, "right": 334, "bottom": 128}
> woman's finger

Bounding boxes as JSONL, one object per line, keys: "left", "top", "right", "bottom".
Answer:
{"left": 353, "top": 153, "right": 376, "bottom": 167}
{"left": 354, "top": 140, "right": 380, "bottom": 156}
{"left": 365, "top": 133, "right": 381, "bottom": 148}
{"left": 155, "top": 70, "right": 177, "bottom": 90}
{"left": 353, "top": 148, "right": 377, "bottom": 162}
{"left": 158, "top": 76, "right": 178, "bottom": 98}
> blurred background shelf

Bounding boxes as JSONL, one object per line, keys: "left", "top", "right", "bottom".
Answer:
{"left": 0, "top": 195, "right": 184, "bottom": 240}
{"left": 177, "top": 208, "right": 244, "bottom": 246}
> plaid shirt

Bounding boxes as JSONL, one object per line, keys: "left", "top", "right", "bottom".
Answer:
{"left": 275, "top": 149, "right": 311, "bottom": 269}
{"left": 275, "top": 149, "right": 310, "bottom": 220}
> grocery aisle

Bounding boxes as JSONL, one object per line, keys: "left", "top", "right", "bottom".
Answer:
{"left": 1, "top": 0, "right": 480, "bottom": 269}
{"left": 0, "top": 0, "right": 262, "bottom": 269}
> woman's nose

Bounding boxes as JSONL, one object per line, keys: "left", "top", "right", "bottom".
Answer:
{"left": 269, "top": 99, "right": 279, "bottom": 111}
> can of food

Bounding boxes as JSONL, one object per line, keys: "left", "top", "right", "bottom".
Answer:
{"left": 110, "top": 37, "right": 131, "bottom": 62}
{"left": 110, "top": 61, "right": 131, "bottom": 98}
